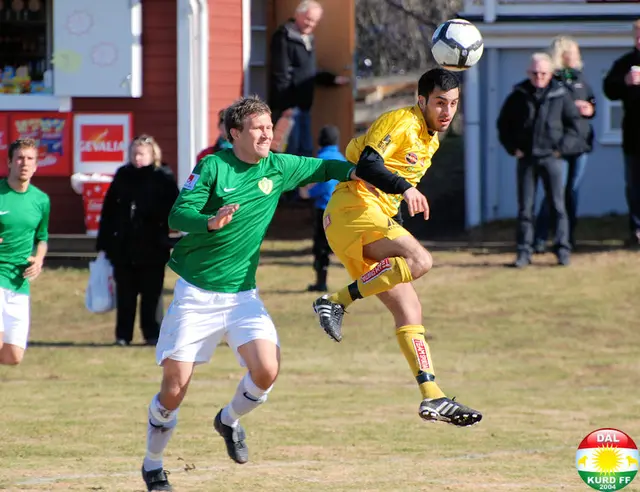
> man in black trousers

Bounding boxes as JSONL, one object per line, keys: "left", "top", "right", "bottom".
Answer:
{"left": 498, "top": 52, "right": 586, "bottom": 268}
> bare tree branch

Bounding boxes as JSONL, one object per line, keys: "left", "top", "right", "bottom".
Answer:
{"left": 356, "top": 0, "right": 462, "bottom": 78}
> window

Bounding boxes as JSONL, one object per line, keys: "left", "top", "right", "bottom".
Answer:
{"left": 600, "top": 99, "right": 622, "bottom": 146}
{"left": 0, "top": 0, "right": 141, "bottom": 110}
{"left": 0, "top": 0, "right": 53, "bottom": 96}
{"left": 246, "top": 0, "right": 268, "bottom": 100}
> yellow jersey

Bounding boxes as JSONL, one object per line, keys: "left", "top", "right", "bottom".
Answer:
{"left": 336, "top": 104, "right": 439, "bottom": 217}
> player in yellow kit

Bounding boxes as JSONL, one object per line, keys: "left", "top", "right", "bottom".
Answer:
{"left": 313, "top": 68, "right": 482, "bottom": 426}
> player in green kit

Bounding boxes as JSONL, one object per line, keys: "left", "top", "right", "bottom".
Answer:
{"left": 0, "top": 138, "right": 50, "bottom": 366}
{"left": 141, "top": 96, "right": 359, "bottom": 492}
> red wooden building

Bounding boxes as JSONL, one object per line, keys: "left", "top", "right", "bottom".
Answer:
{"left": 0, "top": 0, "right": 353, "bottom": 234}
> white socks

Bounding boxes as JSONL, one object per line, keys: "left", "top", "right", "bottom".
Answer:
{"left": 220, "top": 373, "right": 271, "bottom": 428}
{"left": 143, "top": 394, "right": 178, "bottom": 472}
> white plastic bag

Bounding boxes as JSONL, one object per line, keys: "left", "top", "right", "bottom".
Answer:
{"left": 85, "top": 252, "right": 116, "bottom": 313}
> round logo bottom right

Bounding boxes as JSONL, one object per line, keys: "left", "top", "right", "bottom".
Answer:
{"left": 576, "top": 428, "right": 639, "bottom": 490}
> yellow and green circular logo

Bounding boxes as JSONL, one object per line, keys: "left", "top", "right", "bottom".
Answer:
{"left": 576, "top": 428, "right": 638, "bottom": 490}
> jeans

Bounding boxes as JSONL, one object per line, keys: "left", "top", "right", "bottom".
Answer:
{"left": 286, "top": 109, "right": 314, "bottom": 157}
{"left": 624, "top": 154, "right": 640, "bottom": 237}
{"left": 535, "top": 153, "right": 588, "bottom": 246}
{"left": 517, "top": 156, "right": 570, "bottom": 255}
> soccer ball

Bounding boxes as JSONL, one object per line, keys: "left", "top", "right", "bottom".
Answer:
{"left": 431, "top": 19, "right": 484, "bottom": 71}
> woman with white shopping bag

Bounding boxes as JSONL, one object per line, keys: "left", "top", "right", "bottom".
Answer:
{"left": 85, "top": 251, "right": 115, "bottom": 313}
{"left": 96, "top": 135, "right": 179, "bottom": 346}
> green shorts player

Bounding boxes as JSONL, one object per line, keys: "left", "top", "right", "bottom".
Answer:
{"left": 0, "top": 138, "right": 50, "bottom": 366}
{"left": 141, "top": 96, "right": 358, "bottom": 492}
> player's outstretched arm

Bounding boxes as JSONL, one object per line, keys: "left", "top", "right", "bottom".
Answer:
{"left": 276, "top": 154, "right": 355, "bottom": 192}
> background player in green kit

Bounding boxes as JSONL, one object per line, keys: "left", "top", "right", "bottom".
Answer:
{"left": 141, "top": 96, "right": 359, "bottom": 492}
{"left": 0, "top": 138, "right": 50, "bottom": 366}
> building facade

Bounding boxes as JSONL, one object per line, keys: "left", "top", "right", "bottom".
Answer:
{"left": 459, "top": 0, "right": 638, "bottom": 228}
{"left": 0, "top": 0, "right": 354, "bottom": 234}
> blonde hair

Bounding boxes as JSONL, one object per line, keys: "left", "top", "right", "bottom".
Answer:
{"left": 549, "top": 36, "right": 583, "bottom": 71}
{"left": 130, "top": 134, "right": 162, "bottom": 167}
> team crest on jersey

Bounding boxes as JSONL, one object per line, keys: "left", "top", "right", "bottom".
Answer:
{"left": 405, "top": 153, "right": 418, "bottom": 165}
{"left": 361, "top": 258, "right": 392, "bottom": 283}
{"left": 258, "top": 177, "right": 273, "bottom": 195}
{"left": 378, "top": 134, "right": 392, "bottom": 152}
{"left": 183, "top": 173, "right": 200, "bottom": 190}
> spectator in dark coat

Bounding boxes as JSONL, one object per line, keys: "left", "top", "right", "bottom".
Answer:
{"left": 97, "top": 135, "right": 179, "bottom": 346}
{"left": 269, "top": 0, "right": 349, "bottom": 158}
{"left": 498, "top": 52, "right": 585, "bottom": 268}
{"left": 603, "top": 19, "right": 640, "bottom": 248}
{"left": 534, "top": 36, "right": 596, "bottom": 252}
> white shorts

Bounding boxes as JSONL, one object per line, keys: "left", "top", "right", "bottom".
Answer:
{"left": 156, "top": 277, "right": 279, "bottom": 366}
{"left": 0, "top": 287, "right": 30, "bottom": 349}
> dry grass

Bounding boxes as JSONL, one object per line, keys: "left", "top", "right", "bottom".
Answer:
{"left": 1, "top": 240, "right": 639, "bottom": 491}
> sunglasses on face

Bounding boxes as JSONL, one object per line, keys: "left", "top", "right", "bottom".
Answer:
{"left": 133, "top": 136, "right": 154, "bottom": 145}
{"left": 529, "top": 71, "right": 549, "bottom": 77}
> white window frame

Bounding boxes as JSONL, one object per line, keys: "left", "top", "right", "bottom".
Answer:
{"left": 243, "top": 0, "right": 268, "bottom": 100}
{"left": 599, "top": 99, "right": 622, "bottom": 146}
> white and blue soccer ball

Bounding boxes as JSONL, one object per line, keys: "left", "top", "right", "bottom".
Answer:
{"left": 431, "top": 19, "right": 484, "bottom": 72}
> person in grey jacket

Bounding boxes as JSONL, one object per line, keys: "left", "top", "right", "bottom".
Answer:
{"left": 498, "top": 52, "right": 585, "bottom": 268}
{"left": 534, "top": 37, "right": 595, "bottom": 252}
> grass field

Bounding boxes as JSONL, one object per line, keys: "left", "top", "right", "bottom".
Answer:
{"left": 2, "top": 239, "right": 640, "bottom": 491}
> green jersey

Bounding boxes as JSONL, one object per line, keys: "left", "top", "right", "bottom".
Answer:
{"left": 0, "top": 179, "right": 50, "bottom": 294}
{"left": 168, "top": 149, "right": 354, "bottom": 293}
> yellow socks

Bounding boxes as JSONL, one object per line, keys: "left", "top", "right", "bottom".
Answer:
{"left": 396, "top": 325, "right": 445, "bottom": 400}
{"left": 329, "top": 257, "right": 413, "bottom": 308}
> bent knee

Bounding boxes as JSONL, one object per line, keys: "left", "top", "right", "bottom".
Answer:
{"left": 251, "top": 364, "right": 279, "bottom": 390}
{"left": 407, "top": 249, "right": 433, "bottom": 279}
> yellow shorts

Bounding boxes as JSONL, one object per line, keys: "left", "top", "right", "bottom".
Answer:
{"left": 323, "top": 188, "right": 411, "bottom": 280}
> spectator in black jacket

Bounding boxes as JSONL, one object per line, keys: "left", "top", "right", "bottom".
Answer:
{"left": 534, "top": 36, "right": 596, "bottom": 252}
{"left": 603, "top": 19, "right": 640, "bottom": 248}
{"left": 498, "top": 52, "right": 585, "bottom": 268}
{"left": 97, "top": 135, "right": 179, "bottom": 346}
{"left": 269, "top": 0, "right": 349, "bottom": 157}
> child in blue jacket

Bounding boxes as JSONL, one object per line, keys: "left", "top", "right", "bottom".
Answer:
{"left": 300, "top": 125, "right": 344, "bottom": 291}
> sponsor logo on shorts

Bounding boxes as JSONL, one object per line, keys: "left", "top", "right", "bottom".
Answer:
{"left": 412, "top": 338, "right": 430, "bottom": 370}
{"left": 183, "top": 173, "right": 200, "bottom": 190}
{"left": 387, "top": 218, "right": 400, "bottom": 230}
{"left": 405, "top": 152, "right": 418, "bottom": 165}
{"left": 361, "top": 258, "right": 392, "bottom": 283}
{"left": 323, "top": 214, "right": 331, "bottom": 230}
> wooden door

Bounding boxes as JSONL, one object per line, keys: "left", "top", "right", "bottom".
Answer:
{"left": 271, "top": 0, "right": 355, "bottom": 154}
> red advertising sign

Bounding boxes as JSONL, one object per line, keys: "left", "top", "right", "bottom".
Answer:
{"left": 79, "top": 124, "right": 127, "bottom": 162}
{"left": 1, "top": 112, "right": 72, "bottom": 177}
{"left": 0, "top": 115, "right": 8, "bottom": 176}
{"left": 73, "top": 113, "right": 133, "bottom": 174}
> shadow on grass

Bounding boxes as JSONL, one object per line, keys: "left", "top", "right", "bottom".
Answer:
{"left": 28, "top": 341, "right": 156, "bottom": 348}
